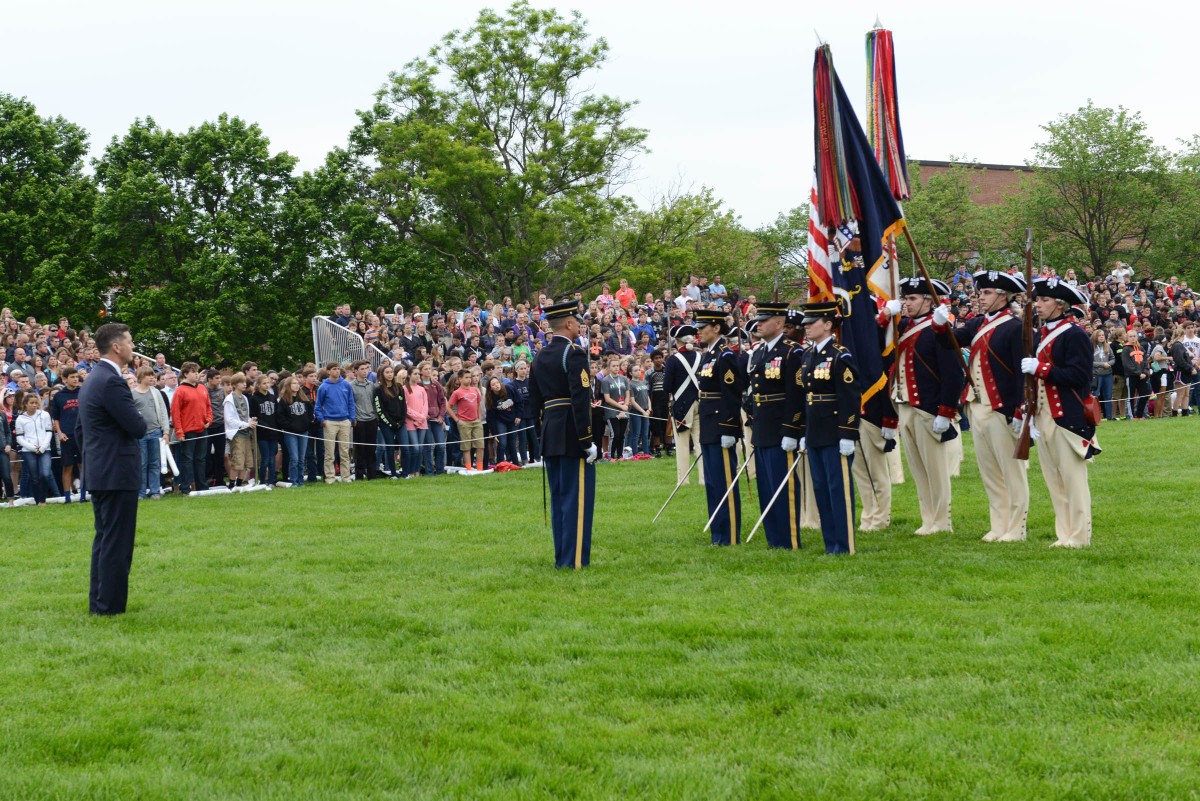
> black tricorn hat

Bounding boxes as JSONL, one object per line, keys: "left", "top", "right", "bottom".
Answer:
{"left": 1031, "top": 276, "right": 1088, "bottom": 306}
{"left": 898, "top": 276, "right": 951, "bottom": 298}
{"left": 972, "top": 270, "right": 1026, "bottom": 294}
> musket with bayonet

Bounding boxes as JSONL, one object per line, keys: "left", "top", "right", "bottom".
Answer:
{"left": 1014, "top": 228, "right": 1036, "bottom": 460}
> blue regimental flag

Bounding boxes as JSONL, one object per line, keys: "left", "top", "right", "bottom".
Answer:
{"left": 813, "top": 49, "right": 905, "bottom": 404}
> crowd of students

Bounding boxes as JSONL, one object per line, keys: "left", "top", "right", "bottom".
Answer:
{"left": 2, "top": 276, "right": 736, "bottom": 506}
{"left": 7, "top": 263, "right": 1195, "bottom": 508}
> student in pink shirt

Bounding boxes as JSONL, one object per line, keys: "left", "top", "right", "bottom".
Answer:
{"left": 401, "top": 370, "right": 429, "bottom": 478}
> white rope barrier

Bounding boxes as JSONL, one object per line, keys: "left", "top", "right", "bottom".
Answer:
{"left": 251, "top": 421, "right": 534, "bottom": 449}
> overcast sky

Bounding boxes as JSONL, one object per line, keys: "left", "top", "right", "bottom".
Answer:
{"left": 7, "top": 0, "right": 1199, "bottom": 228}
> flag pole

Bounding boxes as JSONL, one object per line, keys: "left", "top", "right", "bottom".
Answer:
{"left": 901, "top": 225, "right": 962, "bottom": 352}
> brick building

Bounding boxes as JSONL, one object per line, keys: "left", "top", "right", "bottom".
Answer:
{"left": 914, "top": 160, "right": 1032, "bottom": 206}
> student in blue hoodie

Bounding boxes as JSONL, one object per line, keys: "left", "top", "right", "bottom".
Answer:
{"left": 315, "top": 362, "right": 356, "bottom": 483}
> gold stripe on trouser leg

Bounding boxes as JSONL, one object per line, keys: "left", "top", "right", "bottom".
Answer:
{"left": 842, "top": 454, "right": 855, "bottom": 555}
{"left": 576, "top": 460, "right": 585, "bottom": 568}
{"left": 723, "top": 447, "right": 736, "bottom": 544}
{"left": 786, "top": 452, "right": 798, "bottom": 549}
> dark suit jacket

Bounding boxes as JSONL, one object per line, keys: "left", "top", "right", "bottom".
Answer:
{"left": 75, "top": 361, "right": 148, "bottom": 492}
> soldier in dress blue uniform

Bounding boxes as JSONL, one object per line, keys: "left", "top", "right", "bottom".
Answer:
{"left": 528, "top": 300, "right": 598, "bottom": 568}
{"left": 786, "top": 300, "right": 862, "bottom": 554}
{"left": 1021, "top": 277, "right": 1100, "bottom": 547}
{"left": 694, "top": 308, "right": 745, "bottom": 545}
{"left": 746, "top": 301, "right": 804, "bottom": 548}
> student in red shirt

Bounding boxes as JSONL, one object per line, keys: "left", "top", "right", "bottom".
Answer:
{"left": 170, "top": 362, "right": 214, "bottom": 494}
{"left": 448, "top": 370, "right": 484, "bottom": 470}
{"left": 615, "top": 278, "right": 637, "bottom": 311}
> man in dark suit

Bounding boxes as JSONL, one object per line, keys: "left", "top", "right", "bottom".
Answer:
{"left": 76, "top": 323, "right": 147, "bottom": 615}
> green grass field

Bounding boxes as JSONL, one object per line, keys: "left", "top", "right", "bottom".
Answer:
{"left": 2, "top": 420, "right": 1198, "bottom": 800}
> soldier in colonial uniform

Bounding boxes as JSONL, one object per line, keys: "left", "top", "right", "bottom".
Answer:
{"left": 664, "top": 324, "right": 703, "bottom": 487}
{"left": 1021, "top": 277, "right": 1100, "bottom": 547}
{"left": 879, "top": 277, "right": 965, "bottom": 535}
{"left": 944, "top": 270, "right": 1029, "bottom": 542}
{"left": 694, "top": 309, "right": 745, "bottom": 545}
{"left": 747, "top": 302, "right": 803, "bottom": 548}
{"left": 855, "top": 366, "right": 898, "bottom": 532}
{"left": 788, "top": 299, "right": 862, "bottom": 554}
{"left": 528, "top": 300, "right": 598, "bottom": 568}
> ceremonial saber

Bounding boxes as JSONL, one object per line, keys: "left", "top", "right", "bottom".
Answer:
{"left": 702, "top": 452, "right": 753, "bottom": 533}
{"left": 745, "top": 452, "right": 804, "bottom": 543}
{"left": 652, "top": 452, "right": 703, "bottom": 524}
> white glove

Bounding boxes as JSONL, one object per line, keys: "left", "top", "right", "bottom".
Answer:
{"left": 931, "top": 415, "right": 951, "bottom": 435}
{"left": 1009, "top": 415, "right": 1024, "bottom": 436}
{"left": 838, "top": 439, "right": 855, "bottom": 457}
{"left": 1029, "top": 422, "right": 1040, "bottom": 441}
{"left": 798, "top": 437, "right": 807, "bottom": 453}
{"left": 932, "top": 304, "right": 951, "bottom": 325}
{"left": 884, "top": 299, "right": 903, "bottom": 316}
{"left": 781, "top": 436, "right": 799, "bottom": 452}
{"left": 720, "top": 435, "right": 736, "bottom": 449}
{"left": 586, "top": 444, "right": 598, "bottom": 463}
{"left": 881, "top": 426, "right": 897, "bottom": 441}
{"left": 1021, "top": 357, "right": 1040, "bottom": 375}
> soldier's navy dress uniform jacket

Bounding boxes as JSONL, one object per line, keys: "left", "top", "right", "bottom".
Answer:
{"left": 697, "top": 339, "right": 745, "bottom": 545}
{"left": 789, "top": 338, "right": 862, "bottom": 554}
{"left": 528, "top": 335, "right": 596, "bottom": 568}
{"left": 746, "top": 335, "right": 803, "bottom": 548}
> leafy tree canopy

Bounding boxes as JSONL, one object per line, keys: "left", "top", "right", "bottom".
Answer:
{"left": 358, "top": 1, "right": 648, "bottom": 303}
{"left": 0, "top": 94, "right": 102, "bottom": 324}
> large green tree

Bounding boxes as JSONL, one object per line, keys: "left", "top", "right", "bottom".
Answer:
{"left": 1025, "top": 101, "right": 1167, "bottom": 277}
{"left": 1146, "top": 136, "right": 1200, "bottom": 283}
{"left": 755, "top": 203, "right": 810, "bottom": 294}
{"left": 357, "top": 1, "right": 648, "bottom": 302}
{"left": 896, "top": 161, "right": 986, "bottom": 276}
{"left": 92, "top": 115, "right": 302, "bottom": 364}
{"left": 0, "top": 94, "right": 102, "bottom": 322}
{"left": 568, "top": 188, "right": 776, "bottom": 303}
{"left": 280, "top": 147, "right": 446, "bottom": 317}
